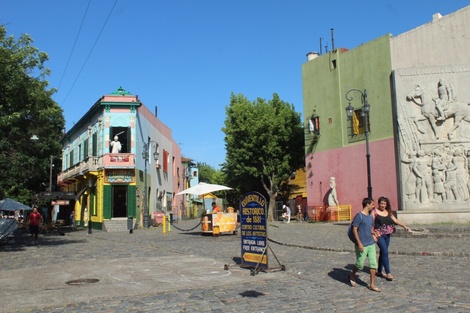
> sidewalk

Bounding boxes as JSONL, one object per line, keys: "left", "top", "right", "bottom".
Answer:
{"left": 266, "top": 221, "right": 470, "bottom": 257}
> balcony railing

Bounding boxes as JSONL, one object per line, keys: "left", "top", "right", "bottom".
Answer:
{"left": 57, "top": 154, "right": 135, "bottom": 183}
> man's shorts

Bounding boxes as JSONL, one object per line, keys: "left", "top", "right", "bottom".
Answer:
{"left": 30, "top": 225, "right": 39, "bottom": 235}
{"left": 354, "top": 244, "right": 377, "bottom": 270}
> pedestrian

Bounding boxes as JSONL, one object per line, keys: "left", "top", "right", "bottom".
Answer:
{"left": 374, "top": 196, "right": 410, "bottom": 281}
{"left": 70, "top": 210, "right": 75, "bottom": 229}
{"left": 282, "top": 204, "right": 291, "bottom": 223}
{"left": 349, "top": 198, "right": 381, "bottom": 292}
{"left": 29, "top": 206, "right": 43, "bottom": 245}
{"left": 296, "top": 205, "right": 303, "bottom": 222}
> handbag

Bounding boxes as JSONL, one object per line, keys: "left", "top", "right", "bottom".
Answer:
{"left": 376, "top": 224, "right": 396, "bottom": 235}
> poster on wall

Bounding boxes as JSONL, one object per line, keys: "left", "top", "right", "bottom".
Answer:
{"left": 240, "top": 191, "right": 268, "bottom": 269}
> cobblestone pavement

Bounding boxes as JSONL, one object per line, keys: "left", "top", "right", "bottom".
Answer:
{"left": 1, "top": 220, "right": 470, "bottom": 313}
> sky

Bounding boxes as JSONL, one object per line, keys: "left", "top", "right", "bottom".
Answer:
{"left": 2, "top": 0, "right": 469, "bottom": 169}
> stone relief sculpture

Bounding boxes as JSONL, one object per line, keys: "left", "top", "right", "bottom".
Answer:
{"left": 406, "top": 83, "right": 470, "bottom": 140}
{"left": 398, "top": 73, "right": 470, "bottom": 208}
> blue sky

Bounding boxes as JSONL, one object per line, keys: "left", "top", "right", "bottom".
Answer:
{"left": 2, "top": 0, "right": 469, "bottom": 169}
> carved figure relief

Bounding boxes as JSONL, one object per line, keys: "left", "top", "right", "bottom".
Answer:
{"left": 396, "top": 66, "right": 470, "bottom": 210}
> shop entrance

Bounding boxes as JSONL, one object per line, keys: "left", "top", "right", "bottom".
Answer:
{"left": 112, "top": 185, "right": 127, "bottom": 217}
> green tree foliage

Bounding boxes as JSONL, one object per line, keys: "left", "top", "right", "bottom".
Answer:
{"left": 197, "top": 162, "right": 228, "bottom": 198}
{"left": 0, "top": 26, "right": 65, "bottom": 204}
{"left": 222, "top": 93, "right": 304, "bottom": 220}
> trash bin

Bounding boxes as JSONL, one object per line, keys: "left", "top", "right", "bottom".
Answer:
{"left": 169, "top": 213, "right": 173, "bottom": 224}
{"left": 127, "top": 216, "right": 133, "bottom": 233}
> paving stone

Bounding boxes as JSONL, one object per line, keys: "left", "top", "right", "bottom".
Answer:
{"left": 1, "top": 220, "right": 469, "bottom": 312}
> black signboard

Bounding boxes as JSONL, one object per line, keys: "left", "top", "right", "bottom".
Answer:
{"left": 240, "top": 191, "right": 268, "bottom": 269}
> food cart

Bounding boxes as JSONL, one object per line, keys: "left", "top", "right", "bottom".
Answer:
{"left": 201, "top": 211, "right": 238, "bottom": 236}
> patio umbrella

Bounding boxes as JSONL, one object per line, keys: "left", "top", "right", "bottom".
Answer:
{"left": 0, "top": 198, "right": 32, "bottom": 212}
{"left": 176, "top": 182, "right": 232, "bottom": 196}
{"left": 176, "top": 183, "right": 232, "bottom": 212}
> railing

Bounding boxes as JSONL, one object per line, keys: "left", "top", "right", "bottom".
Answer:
{"left": 57, "top": 154, "right": 135, "bottom": 182}
{"left": 305, "top": 205, "right": 352, "bottom": 222}
{"left": 102, "top": 153, "right": 135, "bottom": 168}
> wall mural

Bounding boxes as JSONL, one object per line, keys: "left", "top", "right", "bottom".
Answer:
{"left": 395, "top": 65, "right": 470, "bottom": 210}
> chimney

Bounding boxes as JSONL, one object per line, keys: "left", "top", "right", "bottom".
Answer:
{"left": 306, "top": 52, "right": 319, "bottom": 61}
{"left": 154, "top": 106, "right": 158, "bottom": 117}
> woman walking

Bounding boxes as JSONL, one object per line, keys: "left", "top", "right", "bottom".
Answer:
{"left": 374, "top": 196, "right": 410, "bottom": 281}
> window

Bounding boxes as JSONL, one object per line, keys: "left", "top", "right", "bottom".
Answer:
{"left": 352, "top": 109, "right": 370, "bottom": 135}
{"left": 84, "top": 139, "right": 89, "bottom": 159}
{"left": 163, "top": 150, "right": 169, "bottom": 173}
{"left": 109, "top": 127, "right": 130, "bottom": 153}
{"left": 92, "top": 133, "right": 97, "bottom": 156}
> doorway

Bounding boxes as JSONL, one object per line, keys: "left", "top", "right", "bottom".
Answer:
{"left": 112, "top": 185, "right": 128, "bottom": 217}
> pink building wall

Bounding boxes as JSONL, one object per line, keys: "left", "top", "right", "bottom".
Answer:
{"left": 307, "top": 138, "right": 398, "bottom": 215}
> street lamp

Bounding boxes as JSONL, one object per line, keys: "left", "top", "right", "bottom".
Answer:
{"left": 345, "top": 89, "right": 372, "bottom": 199}
{"left": 30, "top": 135, "right": 54, "bottom": 193}
{"left": 142, "top": 137, "right": 159, "bottom": 228}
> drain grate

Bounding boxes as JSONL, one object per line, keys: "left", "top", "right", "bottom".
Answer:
{"left": 65, "top": 278, "right": 99, "bottom": 285}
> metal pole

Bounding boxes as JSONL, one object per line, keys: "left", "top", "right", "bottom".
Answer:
{"left": 143, "top": 138, "right": 150, "bottom": 228}
{"left": 49, "top": 155, "right": 53, "bottom": 192}
{"left": 365, "top": 113, "right": 372, "bottom": 199}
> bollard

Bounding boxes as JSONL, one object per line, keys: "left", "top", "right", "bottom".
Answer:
{"left": 168, "top": 214, "right": 171, "bottom": 232}
{"left": 88, "top": 219, "right": 92, "bottom": 234}
{"left": 162, "top": 215, "right": 166, "bottom": 234}
{"left": 128, "top": 216, "right": 133, "bottom": 234}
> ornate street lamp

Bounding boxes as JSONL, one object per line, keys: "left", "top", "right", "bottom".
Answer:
{"left": 345, "top": 89, "right": 372, "bottom": 199}
{"left": 142, "top": 138, "right": 159, "bottom": 228}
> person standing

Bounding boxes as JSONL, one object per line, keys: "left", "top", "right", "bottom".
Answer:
{"left": 70, "top": 210, "right": 75, "bottom": 229}
{"left": 282, "top": 204, "right": 291, "bottom": 223}
{"left": 374, "top": 196, "right": 410, "bottom": 281}
{"left": 110, "top": 135, "right": 122, "bottom": 153}
{"left": 29, "top": 206, "right": 43, "bottom": 245}
{"left": 349, "top": 198, "right": 380, "bottom": 292}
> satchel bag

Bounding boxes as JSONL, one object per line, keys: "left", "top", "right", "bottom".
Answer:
{"left": 347, "top": 213, "right": 362, "bottom": 244}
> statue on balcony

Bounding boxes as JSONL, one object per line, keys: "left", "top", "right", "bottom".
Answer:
{"left": 110, "top": 135, "right": 122, "bottom": 154}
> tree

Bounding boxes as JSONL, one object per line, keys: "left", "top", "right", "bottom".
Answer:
{"left": 197, "top": 162, "right": 221, "bottom": 184}
{"left": 222, "top": 93, "right": 304, "bottom": 220}
{"left": 0, "top": 26, "right": 65, "bottom": 204}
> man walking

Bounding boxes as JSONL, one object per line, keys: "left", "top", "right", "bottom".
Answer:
{"left": 349, "top": 198, "right": 380, "bottom": 292}
{"left": 29, "top": 206, "right": 43, "bottom": 245}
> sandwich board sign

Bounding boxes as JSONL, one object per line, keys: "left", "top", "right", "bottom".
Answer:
{"left": 240, "top": 191, "right": 268, "bottom": 269}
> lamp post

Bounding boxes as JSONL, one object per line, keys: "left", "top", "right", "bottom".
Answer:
{"left": 48, "top": 155, "right": 53, "bottom": 192}
{"left": 30, "top": 135, "right": 54, "bottom": 193}
{"left": 345, "top": 89, "right": 372, "bottom": 199}
{"left": 142, "top": 137, "right": 159, "bottom": 228}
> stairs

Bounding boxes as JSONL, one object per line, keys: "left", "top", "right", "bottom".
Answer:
{"left": 102, "top": 218, "right": 129, "bottom": 232}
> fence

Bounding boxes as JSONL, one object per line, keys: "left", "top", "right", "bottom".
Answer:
{"left": 305, "top": 205, "right": 352, "bottom": 222}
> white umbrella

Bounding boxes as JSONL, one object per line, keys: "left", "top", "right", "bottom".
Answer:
{"left": 177, "top": 183, "right": 232, "bottom": 212}
{"left": 176, "top": 182, "right": 232, "bottom": 196}
{"left": 0, "top": 198, "right": 32, "bottom": 212}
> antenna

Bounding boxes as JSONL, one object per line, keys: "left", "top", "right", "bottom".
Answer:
{"left": 331, "top": 28, "right": 335, "bottom": 51}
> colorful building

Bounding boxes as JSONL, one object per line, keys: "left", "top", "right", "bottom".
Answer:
{"left": 302, "top": 6, "right": 470, "bottom": 224}
{"left": 57, "top": 87, "right": 184, "bottom": 230}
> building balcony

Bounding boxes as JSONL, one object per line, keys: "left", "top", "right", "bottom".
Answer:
{"left": 57, "top": 154, "right": 135, "bottom": 184}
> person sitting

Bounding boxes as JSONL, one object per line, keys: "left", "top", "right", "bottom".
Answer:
{"left": 211, "top": 202, "right": 221, "bottom": 213}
